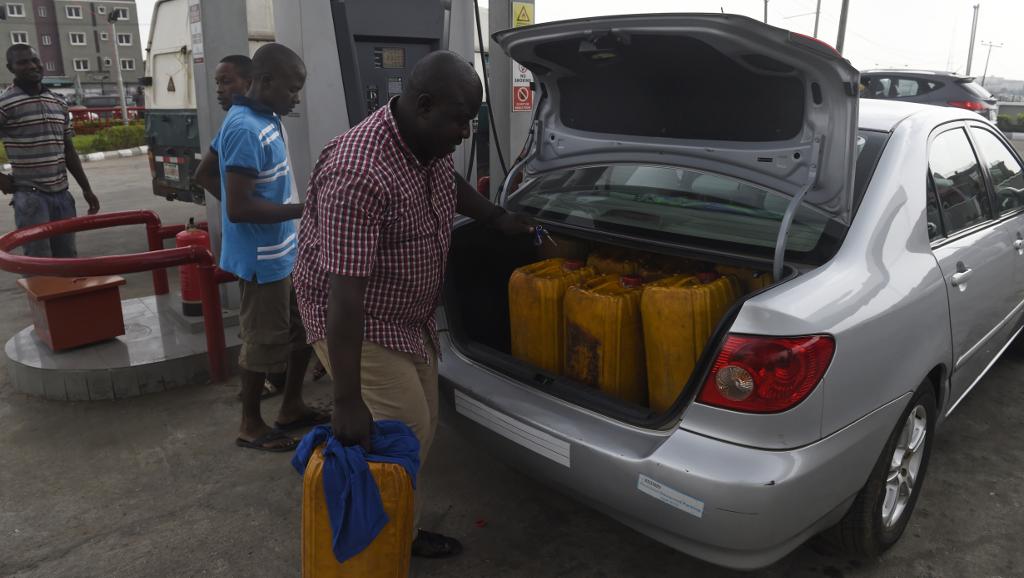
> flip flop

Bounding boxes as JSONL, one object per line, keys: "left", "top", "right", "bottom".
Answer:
{"left": 235, "top": 430, "right": 298, "bottom": 452}
{"left": 273, "top": 410, "right": 331, "bottom": 432}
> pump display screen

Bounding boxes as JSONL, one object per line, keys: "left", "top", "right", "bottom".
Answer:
{"left": 375, "top": 47, "right": 406, "bottom": 69}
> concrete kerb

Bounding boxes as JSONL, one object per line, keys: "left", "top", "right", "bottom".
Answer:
{"left": 0, "top": 145, "right": 149, "bottom": 171}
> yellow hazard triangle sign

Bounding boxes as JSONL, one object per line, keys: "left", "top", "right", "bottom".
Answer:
{"left": 512, "top": 2, "right": 534, "bottom": 28}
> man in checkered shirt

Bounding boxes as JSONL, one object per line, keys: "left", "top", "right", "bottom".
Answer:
{"left": 293, "top": 51, "right": 531, "bottom": 558}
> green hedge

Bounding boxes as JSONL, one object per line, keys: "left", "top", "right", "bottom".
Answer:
{"left": 0, "top": 123, "right": 145, "bottom": 162}
{"left": 89, "top": 124, "right": 145, "bottom": 153}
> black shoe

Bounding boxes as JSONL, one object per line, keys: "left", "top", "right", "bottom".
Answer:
{"left": 411, "top": 529, "right": 463, "bottom": 559}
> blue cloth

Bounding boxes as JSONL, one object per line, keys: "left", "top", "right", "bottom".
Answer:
{"left": 292, "top": 420, "right": 420, "bottom": 564}
{"left": 212, "top": 95, "right": 297, "bottom": 283}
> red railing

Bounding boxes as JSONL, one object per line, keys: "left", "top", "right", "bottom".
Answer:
{"left": 0, "top": 210, "right": 233, "bottom": 382}
{"left": 70, "top": 106, "right": 144, "bottom": 132}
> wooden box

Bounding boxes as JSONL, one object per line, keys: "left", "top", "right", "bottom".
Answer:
{"left": 17, "top": 275, "right": 127, "bottom": 351}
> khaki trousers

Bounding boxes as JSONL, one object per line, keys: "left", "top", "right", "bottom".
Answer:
{"left": 312, "top": 336, "right": 438, "bottom": 533}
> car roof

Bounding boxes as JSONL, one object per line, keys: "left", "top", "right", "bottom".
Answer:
{"left": 861, "top": 69, "right": 973, "bottom": 81}
{"left": 858, "top": 99, "right": 978, "bottom": 132}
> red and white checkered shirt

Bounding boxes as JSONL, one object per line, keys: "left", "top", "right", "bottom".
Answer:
{"left": 293, "top": 100, "right": 456, "bottom": 360}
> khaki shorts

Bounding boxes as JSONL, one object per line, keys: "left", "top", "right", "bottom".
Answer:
{"left": 237, "top": 277, "right": 308, "bottom": 373}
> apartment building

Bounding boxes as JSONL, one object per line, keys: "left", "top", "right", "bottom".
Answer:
{"left": 0, "top": 0, "right": 144, "bottom": 101}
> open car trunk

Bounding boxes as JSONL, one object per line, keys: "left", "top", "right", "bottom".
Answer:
{"left": 443, "top": 221, "right": 792, "bottom": 428}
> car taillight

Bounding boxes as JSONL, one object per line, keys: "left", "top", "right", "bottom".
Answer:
{"left": 697, "top": 334, "right": 835, "bottom": 413}
{"left": 789, "top": 32, "right": 841, "bottom": 57}
{"left": 948, "top": 100, "right": 985, "bottom": 111}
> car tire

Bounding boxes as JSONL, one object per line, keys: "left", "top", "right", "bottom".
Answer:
{"left": 832, "top": 383, "right": 937, "bottom": 558}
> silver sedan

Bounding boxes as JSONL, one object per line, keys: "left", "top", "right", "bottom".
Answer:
{"left": 438, "top": 14, "right": 1024, "bottom": 570}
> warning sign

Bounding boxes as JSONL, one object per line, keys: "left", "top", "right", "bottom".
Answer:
{"left": 187, "top": 0, "right": 204, "bottom": 64}
{"left": 513, "top": 62, "right": 532, "bottom": 87}
{"left": 512, "top": 1, "right": 534, "bottom": 28}
{"left": 512, "top": 85, "right": 533, "bottom": 112}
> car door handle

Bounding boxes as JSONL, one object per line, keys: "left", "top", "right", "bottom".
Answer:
{"left": 951, "top": 268, "right": 973, "bottom": 287}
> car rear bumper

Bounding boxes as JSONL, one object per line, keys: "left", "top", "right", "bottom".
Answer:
{"left": 438, "top": 331, "right": 908, "bottom": 570}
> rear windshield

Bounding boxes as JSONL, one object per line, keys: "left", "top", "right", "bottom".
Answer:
{"left": 508, "top": 130, "right": 889, "bottom": 255}
{"left": 960, "top": 81, "right": 992, "bottom": 100}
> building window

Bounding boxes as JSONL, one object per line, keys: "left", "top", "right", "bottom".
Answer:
{"left": 41, "top": 34, "right": 52, "bottom": 46}
{"left": 69, "top": 32, "right": 86, "bottom": 46}
{"left": 37, "top": 5, "right": 46, "bottom": 17}
{"left": 120, "top": 58, "right": 135, "bottom": 71}
{"left": 100, "top": 32, "right": 108, "bottom": 41}
{"left": 96, "top": 6, "right": 105, "bottom": 14}
{"left": 117, "top": 33, "right": 131, "bottom": 46}
{"left": 45, "top": 61, "right": 55, "bottom": 72}
{"left": 112, "top": 7, "right": 128, "bottom": 20}
{"left": 7, "top": 3, "right": 25, "bottom": 17}
{"left": 103, "top": 57, "right": 111, "bottom": 67}
{"left": 73, "top": 58, "right": 90, "bottom": 71}
{"left": 10, "top": 31, "right": 27, "bottom": 44}
{"left": 66, "top": 5, "right": 82, "bottom": 19}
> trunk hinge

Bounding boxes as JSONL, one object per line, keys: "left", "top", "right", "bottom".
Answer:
{"left": 498, "top": 87, "right": 545, "bottom": 206}
{"left": 773, "top": 135, "right": 824, "bottom": 280}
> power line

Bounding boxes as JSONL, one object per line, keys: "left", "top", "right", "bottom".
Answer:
{"left": 980, "top": 41, "right": 1003, "bottom": 86}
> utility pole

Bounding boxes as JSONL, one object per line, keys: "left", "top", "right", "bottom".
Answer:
{"left": 108, "top": 10, "right": 129, "bottom": 125}
{"left": 966, "top": 4, "right": 979, "bottom": 75}
{"left": 814, "top": 0, "right": 822, "bottom": 38}
{"left": 836, "top": 0, "right": 851, "bottom": 54}
{"left": 980, "top": 41, "right": 1002, "bottom": 85}
{"left": 763, "top": 0, "right": 768, "bottom": 23}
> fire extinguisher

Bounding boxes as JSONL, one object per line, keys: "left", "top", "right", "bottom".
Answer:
{"left": 176, "top": 217, "right": 210, "bottom": 317}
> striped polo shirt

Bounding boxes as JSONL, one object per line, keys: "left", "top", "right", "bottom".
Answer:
{"left": 0, "top": 85, "right": 73, "bottom": 193}
{"left": 212, "top": 96, "right": 297, "bottom": 283}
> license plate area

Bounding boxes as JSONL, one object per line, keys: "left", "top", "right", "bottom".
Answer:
{"left": 163, "top": 162, "right": 180, "bottom": 182}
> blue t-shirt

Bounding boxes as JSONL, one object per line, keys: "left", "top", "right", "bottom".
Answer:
{"left": 212, "top": 97, "right": 298, "bottom": 283}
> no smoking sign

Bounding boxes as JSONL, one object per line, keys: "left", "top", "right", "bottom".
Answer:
{"left": 513, "top": 85, "right": 533, "bottom": 112}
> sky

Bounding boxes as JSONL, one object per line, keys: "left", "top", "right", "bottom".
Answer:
{"left": 134, "top": 0, "right": 1024, "bottom": 81}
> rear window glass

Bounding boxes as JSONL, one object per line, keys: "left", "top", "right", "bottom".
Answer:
{"left": 960, "top": 81, "right": 992, "bottom": 99}
{"left": 509, "top": 131, "right": 888, "bottom": 254}
{"left": 533, "top": 35, "right": 804, "bottom": 142}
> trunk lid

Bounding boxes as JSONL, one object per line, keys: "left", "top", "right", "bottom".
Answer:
{"left": 494, "top": 13, "right": 861, "bottom": 226}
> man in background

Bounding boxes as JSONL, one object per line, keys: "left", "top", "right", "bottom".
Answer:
{"left": 0, "top": 44, "right": 99, "bottom": 257}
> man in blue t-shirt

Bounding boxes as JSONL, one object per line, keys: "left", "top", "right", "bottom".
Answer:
{"left": 215, "top": 43, "right": 323, "bottom": 452}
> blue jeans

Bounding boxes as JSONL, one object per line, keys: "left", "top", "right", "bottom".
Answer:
{"left": 11, "top": 189, "right": 78, "bottom": 257}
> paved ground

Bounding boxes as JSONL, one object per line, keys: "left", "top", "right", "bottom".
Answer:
{"left": 1, "top": 156, "right": 1022, "bottom": 577}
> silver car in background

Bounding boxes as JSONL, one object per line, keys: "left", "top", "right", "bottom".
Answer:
{"left": 438, "top": 14, "right": 1024, "bottom": 569}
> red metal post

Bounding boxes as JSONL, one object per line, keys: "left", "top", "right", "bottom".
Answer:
{"left": 145, "top": 220, "right": 169, "bottom": 295}
{"left": 197, "top": 264, "right": 226, "bottom": 383}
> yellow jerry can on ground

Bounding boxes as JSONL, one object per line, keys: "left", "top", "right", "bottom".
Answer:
{"left": 641, "top": 273, "right": 741, "bottom": 413}
{"left": 564, "top": 274, "right": 647, "bottom": 405}
{"left": 715, "top": 264, "right": 773, "bottom": 293}
{"left": 509, "top": 258, "right": 595, "bottom": 374}
{"left": 302, "top": 446, "right": 414, "bottom": 578}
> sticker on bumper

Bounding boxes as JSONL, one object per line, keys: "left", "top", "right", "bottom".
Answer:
{"left": 637, "top": 474, "right": 704, "bottom": 518}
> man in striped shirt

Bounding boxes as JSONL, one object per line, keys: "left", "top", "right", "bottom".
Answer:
{"left": 0, "top": 44, "right": 98, "bottom": 257}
